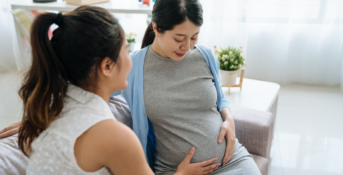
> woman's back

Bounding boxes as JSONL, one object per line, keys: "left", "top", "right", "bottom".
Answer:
{"left": 27, "top": 84, "right": 114, "bottom": 175}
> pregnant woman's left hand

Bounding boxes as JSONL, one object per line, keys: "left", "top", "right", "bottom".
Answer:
{"left": 218, "top": 109, "right": 236, "bottom": 166}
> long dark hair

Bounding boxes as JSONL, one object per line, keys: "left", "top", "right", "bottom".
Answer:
{"left": 18, "top": 6, "right": 124, "bottom": 155}
{"left": 141, "top": 0, "right": 203, "bottom": 48}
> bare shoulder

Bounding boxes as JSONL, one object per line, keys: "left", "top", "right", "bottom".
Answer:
{"left": 75, "top": 119, "right": 153, "bottom": 175}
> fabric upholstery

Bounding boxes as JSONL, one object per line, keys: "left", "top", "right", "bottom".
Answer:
{"left": 0, "top": 134, "right": 29, "bottom": 175}
{"left": 230, "top": 105, "right": 274, "bottom": 159}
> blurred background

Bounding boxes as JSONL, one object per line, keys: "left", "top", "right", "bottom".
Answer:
{"left": 1, "top": 0, "right": 343, "bottom": 89}
{"left": 0, "top": 0, "right": 342, "bottom": 175}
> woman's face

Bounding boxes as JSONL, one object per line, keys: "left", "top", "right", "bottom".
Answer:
{"left": 106, "top": 39, "right": 132, "bottom": 92}
{"left": 153, "top": 19, "right": 200, "bottom": 61}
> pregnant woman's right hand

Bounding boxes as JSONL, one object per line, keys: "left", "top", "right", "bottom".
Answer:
{"left": 175, "top": 147, "right": 220, "bottom": 175}
{"left": 0, "top": 120, "right": 21, "bottom": 139}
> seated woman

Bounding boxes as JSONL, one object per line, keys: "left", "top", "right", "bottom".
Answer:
{"left": 0, "top": 6, "right": 219, "bottom": 175}
{"left": 0, "top": 95, "right": 128, "bottom": 175}
{"left": 111, "top": 0, "right": 262, "bottom": 174}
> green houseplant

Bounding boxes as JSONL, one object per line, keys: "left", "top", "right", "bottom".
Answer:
{"left": 217, "top": 46, "right": 246, "bottom": 86}
{"left": 126, "top": 32, "right": 137, "bottom": 52}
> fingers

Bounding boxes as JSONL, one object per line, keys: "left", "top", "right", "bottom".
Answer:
{"left": 218, "top": 130, "right": 225, "bottom": 143}
{"left": 0, "top": 121, "right": 21, "bottom": 134}
{"left": 184, "top": 147, "right": 195, "bottom": 163}
{"left": 11, "top": 120, "right": 22, "bottom": 126}
{"left": 199, "top": 163, "right": 220, "bottom": 175}
{"left": 222, "top": 141, "right": 231, "bottom": 165}
{"left": 204, "top": 163, "right": 220, "bottom": 171}
{"left": 0, "top": 125, "right": 14, "bottom": 134}
{"left": 223, "top": 138, "right": 236, "bottom": 165}
{"left": 218, "top": 122, "right": 228, "bottom": 143}
{"left": 229, "top": 142, "right": 236, "bottom": 161}
{"left": 0, "top": 127, "right": 19, "bottom": 139}
{"left": 198, "top": 157, "right": 218, "bottom": 167}
{"left": 8, "top": 121, "right": 21, "bottom": 128}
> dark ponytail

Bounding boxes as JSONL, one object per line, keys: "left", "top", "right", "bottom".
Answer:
{"left": 141, "top": 0, "right": 203, "bottom": 48}
{"left": 141, "top": 22, "right": 155, "bottom": 49}
{"left": 18, "top": 6, "right": 124, "bottom": 156}
{"left": 18, "top": 13, "right": 67, "bottom": 155}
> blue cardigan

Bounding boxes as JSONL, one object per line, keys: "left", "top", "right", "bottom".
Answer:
{"left": 112, "top": 45, "right": 230, "bottom": 170}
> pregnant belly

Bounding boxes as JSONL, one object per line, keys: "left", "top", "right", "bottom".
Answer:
{"left": 153, "top": 116, "right": 226, "bottom": 170}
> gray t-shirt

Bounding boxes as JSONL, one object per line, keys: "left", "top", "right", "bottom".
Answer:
{"left": 143, "top": 46, "right": 226, "bottom": 173}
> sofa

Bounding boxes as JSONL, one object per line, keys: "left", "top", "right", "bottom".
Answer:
{"left": 231, "top": 105, "right": 274, "bottom": 175}
{"left": 0, "top": 96, "right": 274, "bottom": 175}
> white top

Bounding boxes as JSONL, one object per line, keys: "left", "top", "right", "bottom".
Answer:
{"left": 222, "top": 78, "right": 280, "bottom": 112}
{"left": 26, "top": 84, "right": 115, "bottom": 175}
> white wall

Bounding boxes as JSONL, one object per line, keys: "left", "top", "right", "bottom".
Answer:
{"left": 0, "top": 2, "right": 17, "bottom": 72}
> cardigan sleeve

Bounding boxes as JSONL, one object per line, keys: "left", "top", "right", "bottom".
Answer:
{"left": 211, "top": 50, "right": 230, "bottom": 111}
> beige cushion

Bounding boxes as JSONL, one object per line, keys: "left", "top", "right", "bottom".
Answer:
{"left": 252, "top": 154, "right": 269, "bottom": 175}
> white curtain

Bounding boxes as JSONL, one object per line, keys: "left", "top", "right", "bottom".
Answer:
{"left": 0, "top": 0, "right": 18, "bottom": 72}
{"left": 198, "top": 0, "right": 343, "bottom": 92}
{"left": 2, "top": 0, "right": 343, "bottom": 92}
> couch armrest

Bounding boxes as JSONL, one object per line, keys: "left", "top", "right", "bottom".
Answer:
{"left": 230, "top": 105, "right": 274, "bottom": 159}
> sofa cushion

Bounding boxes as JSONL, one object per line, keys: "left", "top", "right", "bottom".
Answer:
{"left": 0, "top": 134, "right": 29, "bottom": 175}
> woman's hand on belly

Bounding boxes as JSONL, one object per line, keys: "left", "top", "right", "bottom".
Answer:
{"left": 175, "top": 147, "right": 220, "bottom": 175}
{"left": 218, "top": 108, "right": 236, "bottom": 166}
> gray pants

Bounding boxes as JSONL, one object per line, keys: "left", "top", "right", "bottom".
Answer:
{"left": 213, "top": 139, "right": 261, "bottom": 175}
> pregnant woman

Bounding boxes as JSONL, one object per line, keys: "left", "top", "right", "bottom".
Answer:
{"left": 111, "top": 0, "right": 262, "bottom": 174}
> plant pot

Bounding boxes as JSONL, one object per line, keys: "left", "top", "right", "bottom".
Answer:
{"left": 129, "top": 42, "right": 135, "bottom": 52}
{"left": 220, "top": 69, "right": 240, "bottom": 86}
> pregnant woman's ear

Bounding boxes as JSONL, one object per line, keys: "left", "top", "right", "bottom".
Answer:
{"left": 0, "top": 121, "right": 21, "bottom": 139}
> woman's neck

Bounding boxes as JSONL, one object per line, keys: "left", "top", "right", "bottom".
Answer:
{"left": 95, "top": 89, "right": 111, "bottom": 103}
{"left": 151, "top": 39, "right": 168, "bottom": 58}
{"left": 81, "top": 85, "right": 111, "bottom": 103}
